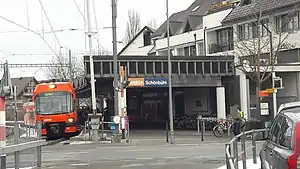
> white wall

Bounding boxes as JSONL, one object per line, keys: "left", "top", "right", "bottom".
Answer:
{"left": 155, "top": 9, "right": 233, "bottom": 54}
{"left": 120, "top": 32, "right": 154, "bottom": 56}
{"left": 203, "top": 9, "right": 232, "bottom": 29}
{"left": 156, "top": 30, "right": 204, "bottom": 50}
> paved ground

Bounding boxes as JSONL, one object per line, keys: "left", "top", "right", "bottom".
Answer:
{"left": 76, "top": 130, "right": 232, "bottom": 145}
{"left": 3, "top": 130, "right": 264, "bottom": 169}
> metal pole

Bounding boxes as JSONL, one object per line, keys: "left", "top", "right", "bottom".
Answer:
{"left": 166, "top": 0, "right": 174, "bottom": 144}
{"left": 86, "top": 0, "right": 97, "bottom": 116}
{"left": 68, "top": 50, "right": 73, "bottom": 83}
{"left": 233, "top": 140, "right": 239, "bottom": 169}
{"left": 201, "top": 120, "right": 204, "bottom": 142}
{"left": 252, "top": 132, "right": 257, "bottom": 164}
{"left": 225, "top": 144, "right": 231, "bottom": 169}
{"left": 112, "top": 0, "right": 118, "bottom": 117}
{"left": 241, "top": 134, "right": 247, "bottom": 169}
{"left": 14, "top": 86, "right": 20, "bottom": 169}
{"left": 86, "top": 0, "right": 98, "bottom": 140}
{"left": 0, "top": 96, "right": 6, "bottom": 169}
{"left": 272, "top": 72, "right": 277, "bottom": 118}
{"left": 269, "top": 30, "right": 277, "bottom": 118}
{"left": 36, "top": 121, "right": 42, "bottom": 168}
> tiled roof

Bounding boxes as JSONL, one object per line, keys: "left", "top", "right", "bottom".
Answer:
{"left": 11, "top": 77, "right": 36, "bottom": 96}
{"left": 223, "top": 0, "right": 300, "bottom": 23}
{"left": 152, "top": 0, "right": 221, "bottom": 38}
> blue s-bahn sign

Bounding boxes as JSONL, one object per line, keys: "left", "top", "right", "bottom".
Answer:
{"left": 144, "top": 77, "right": 169, "bottom": 87}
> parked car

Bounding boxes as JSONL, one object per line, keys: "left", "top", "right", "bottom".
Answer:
{"left": 259, "top": 101, "right": 300, "bottom": 169}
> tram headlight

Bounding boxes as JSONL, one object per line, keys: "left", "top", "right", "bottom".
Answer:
{"left": 67, "top": 118, "right": 74, "bottom": 123}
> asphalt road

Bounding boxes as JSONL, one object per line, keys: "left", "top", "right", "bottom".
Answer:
{"left": 5, "top": 141, "right": 264, "bottom": 169}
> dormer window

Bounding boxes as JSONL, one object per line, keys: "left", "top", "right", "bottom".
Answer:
{"left": 192, "top": 5, "right": 200, "bottom": 12}
{"left": 143, "top": 31, "right": 151, "bottom": 46}
{"left": 184, "top": 21, "right": 192, "bottom": 33}
{"left": 241, "top": 0, "right": 252, "bottom": 6}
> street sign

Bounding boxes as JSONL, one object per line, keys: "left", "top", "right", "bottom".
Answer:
{"left": 265, "top": 88, "right": 275, "bottom": 93}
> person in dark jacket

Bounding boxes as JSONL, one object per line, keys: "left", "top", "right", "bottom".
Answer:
{"left": 232, "top": 107, "right": 246, "bottom": 140}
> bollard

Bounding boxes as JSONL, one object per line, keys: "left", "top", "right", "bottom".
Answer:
{"left": 197, "top": 119, "right": 200, "bottom": 133}
{"left": 101, "top": 117, "right": 105, "bottom": 141}
{"left": 201, "top": 120, "right": 204, "bottom": 142}
{"left": 225, "top": 143, "right": 231, "bottom": 169}
{"left": 165, "top": 122, "right": 169, "bottom": 143}
{"left": 126, "top": 122, "right": 130, "bottom": 143}
{"left": 252, "top": 132, "right": 257, "bottom": 164}
{"left": 36, "top": 121, "right": 42, "bottom": 168}
{"left": 241, "top": 133, "right": 247, "bottom": 169}
{"left": 233, "top": 139, "right": 239, "bottom": 169}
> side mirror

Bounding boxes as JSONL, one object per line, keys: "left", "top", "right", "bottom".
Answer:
{"left": 252, "top": 131, "right": 268, "bottom": 141}
{"left": 265, "top": 121, "right": 272, "bottom": 128}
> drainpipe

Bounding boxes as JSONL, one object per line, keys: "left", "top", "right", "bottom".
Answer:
{"left": 204, "top": 26, "right": 207, "bottom": 55}
{"left": 194, "top": 33, "right": 197, "bottom": 55}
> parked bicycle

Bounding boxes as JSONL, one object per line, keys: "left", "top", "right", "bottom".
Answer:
{"left": 213, "top": 118, "right": 233, "bottom": 138}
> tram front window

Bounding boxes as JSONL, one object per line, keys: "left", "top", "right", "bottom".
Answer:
{"left": 35, "top": 91, "right": 73, "bottom": 115}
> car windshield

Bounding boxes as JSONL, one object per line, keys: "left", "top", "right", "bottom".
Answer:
{"left": 35, "top": 91, "right": 73, "bottom": 115}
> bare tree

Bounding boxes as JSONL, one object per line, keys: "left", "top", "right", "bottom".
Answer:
{"left": 124, "top": 9, "right": 141, "bottom": 45}
{"left": 44, "top": 54, "right": 85, "bottom": 81}
{"left": 234, "top": 9, "right": 295, "bottom": 119}
{"left": 147, "top": 19, "right": 157, "bottom": 29}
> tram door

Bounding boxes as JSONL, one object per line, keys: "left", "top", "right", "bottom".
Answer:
{"left": 142, "top": 100, "right": 161, "bottom": 121}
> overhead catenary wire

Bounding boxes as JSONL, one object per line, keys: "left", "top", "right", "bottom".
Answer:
{"left": 84, "top": 0, "right": 87, "bottom": 52}
{"left": 92, "top": 0, "right": 101, "bottom": 55}
{"left": 0, "top": 15, "right": 59, "bottom": 58}
{"left": 24, "top": 0, "right": 30, "bottom": 28}
{"left": 38, "top": 0, "right": 62, "bottom": 48}
{"left": 73, "top": 0, "right": 104, "bottom": 53}
{"left": 74, "top": 0, "right": 87, "bottom": 52}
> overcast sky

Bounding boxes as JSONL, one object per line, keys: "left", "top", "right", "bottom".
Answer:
{"left": 0, "top": 0, "right": 194, "bottom": 80}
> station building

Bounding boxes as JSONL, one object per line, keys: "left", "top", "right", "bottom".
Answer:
{"left": 75, "top": 0, "right": 300, "bottom": 128}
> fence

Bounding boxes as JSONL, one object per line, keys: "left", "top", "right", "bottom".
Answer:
{"left": 1, "top": 121, "right": 47, "bottom": 169}
{"left": 6, "top": 121, "right": 37, "bottom": 139}
{"left": 83, "top": 120, "right": 130, "bottom": 143}
{"left": 225, "top": 128, "right": 269, "bottom": 169}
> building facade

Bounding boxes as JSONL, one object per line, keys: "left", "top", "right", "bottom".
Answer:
{"left": 82, "top": 0, "right": 238, "bottom": 128}
{"left": 80, "top": 0, "right": 300, "bottom": 125}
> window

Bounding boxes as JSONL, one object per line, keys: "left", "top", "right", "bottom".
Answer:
{"left": 177, "top": 45, "right": 196, "bottom": 56}
{"left": 267, "top": 115, "right": 282, "bottom": 141}
{"left": 184, "top": 46, "right": 189, "bottom": 56}
{"left": 177, "top": 48, "right": 184, "bottom": 56}
{"left": 192, "top": 5, "right": 200, "bottom": 12}
{"left": 261, "top": 18, "right": 270, "bottom": 37}
{"left": 143, "top": 31, "right": 152, "bottom": 46}
{"left": 270, "top": 115, "right": 283, "bottom": 143}
{"left": 184, "top": 22, "right": 192, "bottom": 33}
{"left": 197, "top": 42, "right": 204, "bottom": 55}
{"left": 189, "top": 45, "right": 196, "bottom": 56}
{"left": 278, "top": 116, "right": 293, "bottom": 149}
{"left": 276, "top": 11, "right": 300, "bottom": 33}
{"left": 238, "top": 24, "right": 246, "bottom": 40}
{"left": 35, "top": 91, "right": 73, "bottom": 115}
{"left": 216, "top": 27, "right": 234, "bottom": 52}
{"left": 251, "top": 22, "right": 259, "bottom": 38}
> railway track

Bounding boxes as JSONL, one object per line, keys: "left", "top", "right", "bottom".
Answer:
{"left": 45, "top": 137, "right": 68, "bottom": 146}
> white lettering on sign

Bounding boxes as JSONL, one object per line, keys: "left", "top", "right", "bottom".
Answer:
{"left": 145, "top": 80, "right": 168, "bottom": 86}
{"left": 130, "top": 80, "right": 144, "bottom": 86}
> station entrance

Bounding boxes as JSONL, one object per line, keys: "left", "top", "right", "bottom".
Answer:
{"left": 127, "top": 88, "right": 171, "bottom": 129}
{"left": 126, "top": 87, "right": 217, "bottom": 130}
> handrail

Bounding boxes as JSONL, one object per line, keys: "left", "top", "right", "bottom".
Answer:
{"left": 1, "top": 121, "right": 45, "bottom": 169}
{"left": 225, "top": 128, "right": 269, "bottom": 169}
